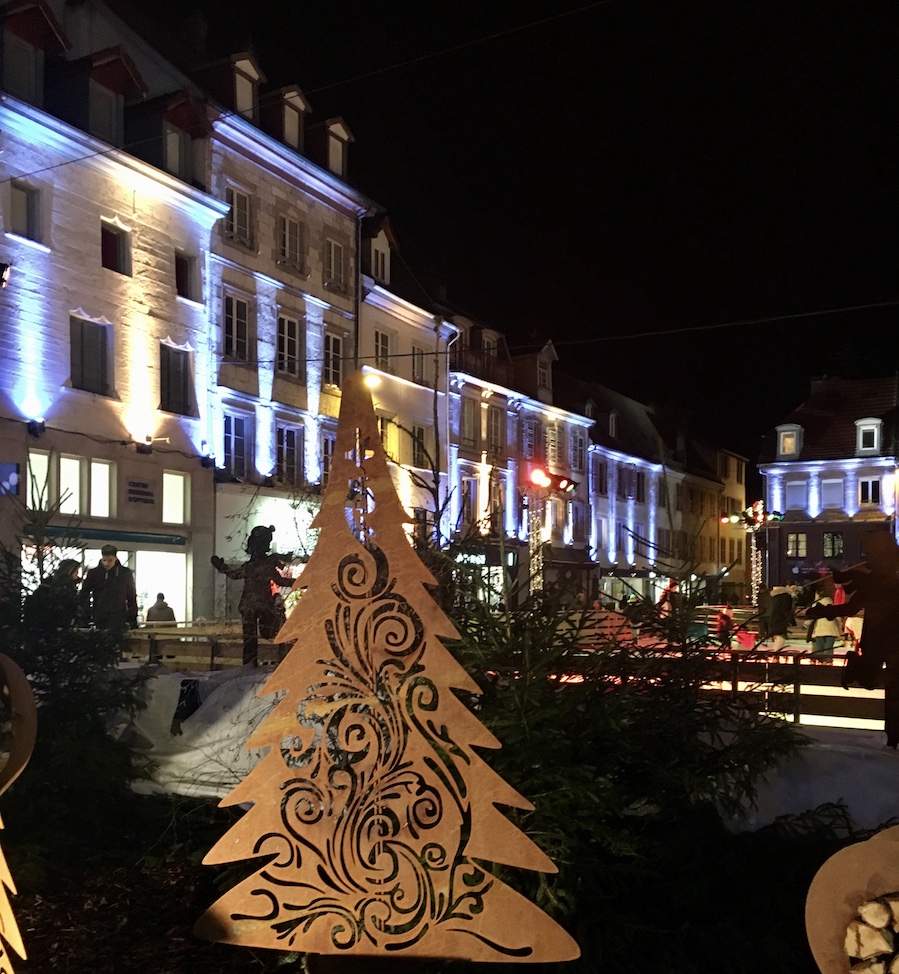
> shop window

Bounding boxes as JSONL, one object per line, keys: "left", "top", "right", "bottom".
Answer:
{"left": 89, "top": 460, "right": 112, "bottom": 518}
{"left": 27, "top": 450, "right": 49, "bottom": 509}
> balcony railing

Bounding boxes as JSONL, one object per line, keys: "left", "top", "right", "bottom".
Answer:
{"left": 450, "top": 346, "right": 513, "bottom": 386}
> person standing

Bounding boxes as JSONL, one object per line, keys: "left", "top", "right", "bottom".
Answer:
{"left": 806, "top": 582, "right": 841, "bottom": 662}
{"left": 807, "top": 532, "right": 899, "bottom": 749}
{"left": 767, "top": 584, "right": 797, "bottom": 651}
{"left": 23, "top": 559, "right": 81, "bottom": 632}
{"left": 80, "top": 545, "right": 137, "bottom": 631}
{"left": 145, "top": 593, "right": 177, "bottom": 625}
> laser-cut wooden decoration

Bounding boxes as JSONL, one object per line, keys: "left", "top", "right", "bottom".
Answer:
{"left": 0, "top": 653, "right": 38, "bottom": 974}
{"left": 196, "top": 371, "right": 579, "bottom": 962}
{"left": 806, "top": 826, "right": 899, "bottom": 973}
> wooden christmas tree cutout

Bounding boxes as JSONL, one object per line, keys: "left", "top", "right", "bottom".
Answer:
{"left": 0, "top": 654, "right": 38, "bottom": 974}
{"left": 196, "top": 371, "right": 579, "bottom": 962}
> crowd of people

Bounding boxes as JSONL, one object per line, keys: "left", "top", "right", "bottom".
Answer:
{"left": 24, "top": 544, "right": 176, "bottom": 634}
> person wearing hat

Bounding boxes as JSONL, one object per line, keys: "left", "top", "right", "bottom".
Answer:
{"left": 80, "top": 545, "right": 138, "bottom": 631}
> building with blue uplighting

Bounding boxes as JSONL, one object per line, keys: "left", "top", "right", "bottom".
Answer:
{"left": 759, "top": 375, "right": 899, "bottom": 586}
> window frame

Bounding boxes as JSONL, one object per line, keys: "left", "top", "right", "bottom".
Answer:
{"left": 277, "top": 213, "right": 303, "bottom": 271}
{"left": 224, "top": 186, "right": 252, "bottom": 248}
{"left": 223, "top": 412, "right": 249, "bottom": 481}
{"left": 223, "top": 293, "right": 250, "bottom": 362}
{"left": 276, "top": 313, "right": 303, "bottom": 379}
{"left": 100, "top": 219, "right": 131, "bottom": 275}
{"left": 159, "top": 343, "right": 193, "bottom": 416}
{"left": 323, "top": 332, "right": 342, "bottom": 388}
{"left": 9, "top": 180, "right": 40, "bottom": 241}
{"left": 70, "top": 315, "right": 111, "bottom": 396}
{"left": 860, "top": 478, "right": 882, "bottom": 506}
{"left": 411, "top": 425, "right": 427, "bottom": 469}
{"left": 324, "top": 237, "right": 346, "bottom": 291}
{"left": 786, "top": 532, "right": 808, "bottom": 558}
{"left": 374, "top": 329, "right": 391, "bottom": 372}
{"left": 275, "top": 423, "right": 304, "bottom": 487}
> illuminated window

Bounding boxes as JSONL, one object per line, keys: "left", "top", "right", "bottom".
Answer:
{"left": 89, "top": 460, "right": 112, "bottom": 518}
{"left": 860, "top": 478, "right": 881, "bottom": 506}
{"left": 323, "top": 333, "right": 342, "bottom": 387}
{"left": 277, "top": 314, "right": 302, "bottom": 378}
{"left": 58, "top": 455, "right": 81, "bottom": 515}
{"left": 823, "top": 532, "right": 843, "bottom": 558}
{"left": 374, "top": 330, "right": 391, "bottom": 371}
{"left": 9, "top": 181, "right": 39, "bottom": 241}
{"left": 223, "top": 295, "right": 249, "bottom": 360}
{"left": 162, "top": 471, "right": 189, "bottom": 524}
{"left": 223, "top": 414, "right": 248, "bottom": 480}
{"left": 174, "top": 251, "right": 196, "bottom": 300}
{"left": 786, "top": 532, "right": 807, "bottom": 558}
{"left": 277, "top": 215, "right": 302, "bottom": 270}
{"left": 101, "top": 220, "right": 130, "bottom": 275}
{"left": 160, "top": 344, "right": 192, "bottom": 415}
{"left": 412, "top": 425, "right": 427, "bottom": 468}
{"left": 27, "top": 450, "right": 49, "bottom": 510}
{"left": 324, "top": 238, "right": 345, "bottom": 290}
{"left": 276, "top": 425, "right": 303, "bottom": 486}
{"left": 224, "top": 187, "right": 252, "bottom": 247}
{"left": 70, "top": 316, "right": 110, "bottom": 396}
{"left": 777, "top": 424, "right": 802, "bottom": 458}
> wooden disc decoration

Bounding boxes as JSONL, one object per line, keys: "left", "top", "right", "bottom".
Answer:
{"left": 0, "top": 653, "right": 38, "bottom": 973}
{"left": 196, "top": 371, "right": 579, "bottom": 962}
{"left": 806, "top": 827, "right": 899, "bottom": 973}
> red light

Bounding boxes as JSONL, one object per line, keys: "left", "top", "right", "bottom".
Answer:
{"left": 530, "top": 469, "right": 551, "bottom": 488}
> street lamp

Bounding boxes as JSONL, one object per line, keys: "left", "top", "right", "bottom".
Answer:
{"left": 720, "top": 500, "right": 783, "bottom": 605}
{"left": 527, "top": 467, "right": 577, "bottom": 593}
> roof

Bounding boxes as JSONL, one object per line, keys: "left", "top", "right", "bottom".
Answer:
{"left": 759, "top": 375, "right": 899, "bottom": 463}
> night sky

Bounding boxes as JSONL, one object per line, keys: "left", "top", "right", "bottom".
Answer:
{"left": 151, "top": 1, "right": 896, "bottom": 463}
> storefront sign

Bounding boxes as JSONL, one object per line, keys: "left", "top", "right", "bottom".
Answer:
{"left": 127, "top": 480, "right": 155, "bottom": 506}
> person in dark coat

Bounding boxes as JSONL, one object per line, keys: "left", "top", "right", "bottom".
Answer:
{"left": 756, "top": 584, "right": 772, "bottom": 639}
{"left": 807, "top": 531, "right": 899, "bottom": 748}
{"left": 80, "top": 545, "right": 138, "bottom": 631}
{"left": 767, "top": 584, "right": 797, "bottom": 651}
{"left": 211, "top": 526, "right": 293, "bottom": 666}
{"left": 145, "top": 593, "right": 177, "bottom": 625}
{"left": 23, "top": 559, "right": 81, "bottom": 632}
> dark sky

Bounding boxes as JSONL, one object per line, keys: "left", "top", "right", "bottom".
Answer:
{"left": 152, "top": 1, "right": 896, "bottom": 461}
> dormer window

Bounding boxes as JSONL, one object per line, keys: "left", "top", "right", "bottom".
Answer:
{"left": 284, "top": 104, "right": 300, "bottom": 148}
{"left": 372, "top": 245, "right": 387, "bottom": 282}
{"left": 83, "top": 46, "right": 147, "bottom": 146}
{"left": 1, "top": 0, "right": 69, "bottom": 107}
{"left": 609, "top": 411, "right": 618, "bottom": 437}
{"left": 233, "top": 56, "right": 263, "bottom": 120}
{"left": 855, "top": 417, "right": 882, "bottom": 454}
{"left": 159, "top": 91, "right": 211, "bottom": 185}
{"left": 324, "top": 118, "right": 353, "bottom": 177}
{"left": 776, "top": 423, "right": 802, "bottom": 458}
{"left": 537, "top": 359, "right": 549, "bottom": 390}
